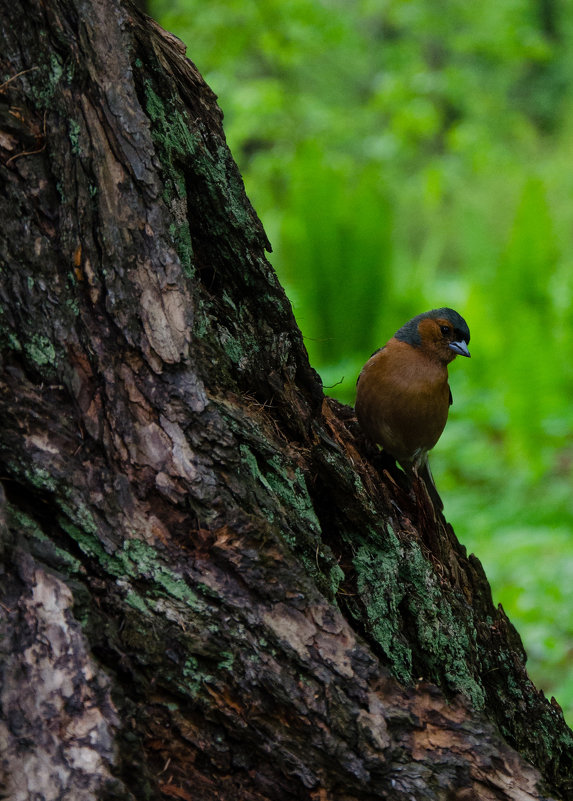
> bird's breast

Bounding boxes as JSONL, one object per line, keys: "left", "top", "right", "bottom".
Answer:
{"left": 355, "top": 340, "right": 451, "bottom": 463}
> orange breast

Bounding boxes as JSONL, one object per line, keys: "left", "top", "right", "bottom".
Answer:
{"left": 355, "top": 339, "right": 451, "bottom": 464}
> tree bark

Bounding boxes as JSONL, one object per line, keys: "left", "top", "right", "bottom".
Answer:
{"left": 0, "top": 1, "right": 572, "bottom": 799}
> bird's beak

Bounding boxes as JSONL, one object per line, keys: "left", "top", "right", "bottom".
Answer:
{"left": 449, "top": 340, "right": 471, "bottom": 358}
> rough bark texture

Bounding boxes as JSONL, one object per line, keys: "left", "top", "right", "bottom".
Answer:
{"left": 1, "top": 1, "right": 572, "bottom": 799}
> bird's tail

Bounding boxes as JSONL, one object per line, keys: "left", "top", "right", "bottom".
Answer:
{"left": 416, "top": 457, "right": 443, "bottom": 511}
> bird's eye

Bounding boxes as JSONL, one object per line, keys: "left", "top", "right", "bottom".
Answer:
{"left": 440, "top": 325, "right": 451, "bottom": 336}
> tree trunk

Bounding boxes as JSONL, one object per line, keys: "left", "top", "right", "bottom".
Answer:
{"left": 0, "top": 1, "right": 572, "bottom": 799}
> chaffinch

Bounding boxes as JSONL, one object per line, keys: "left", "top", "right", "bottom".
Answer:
{"left": 355, "top": 308, "right": 470, "bottom": 501}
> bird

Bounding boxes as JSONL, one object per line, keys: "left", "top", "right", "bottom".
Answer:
{"left": 355, "top": 308, "right": 470, "bottom": 504}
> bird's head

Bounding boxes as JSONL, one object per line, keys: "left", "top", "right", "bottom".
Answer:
{"left": 395, "top": 308, "right": 471, "bottom": 364}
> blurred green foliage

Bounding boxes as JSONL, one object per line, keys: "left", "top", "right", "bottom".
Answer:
{"left": 151, "top": 0, "right": 573, "bottom": 723}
